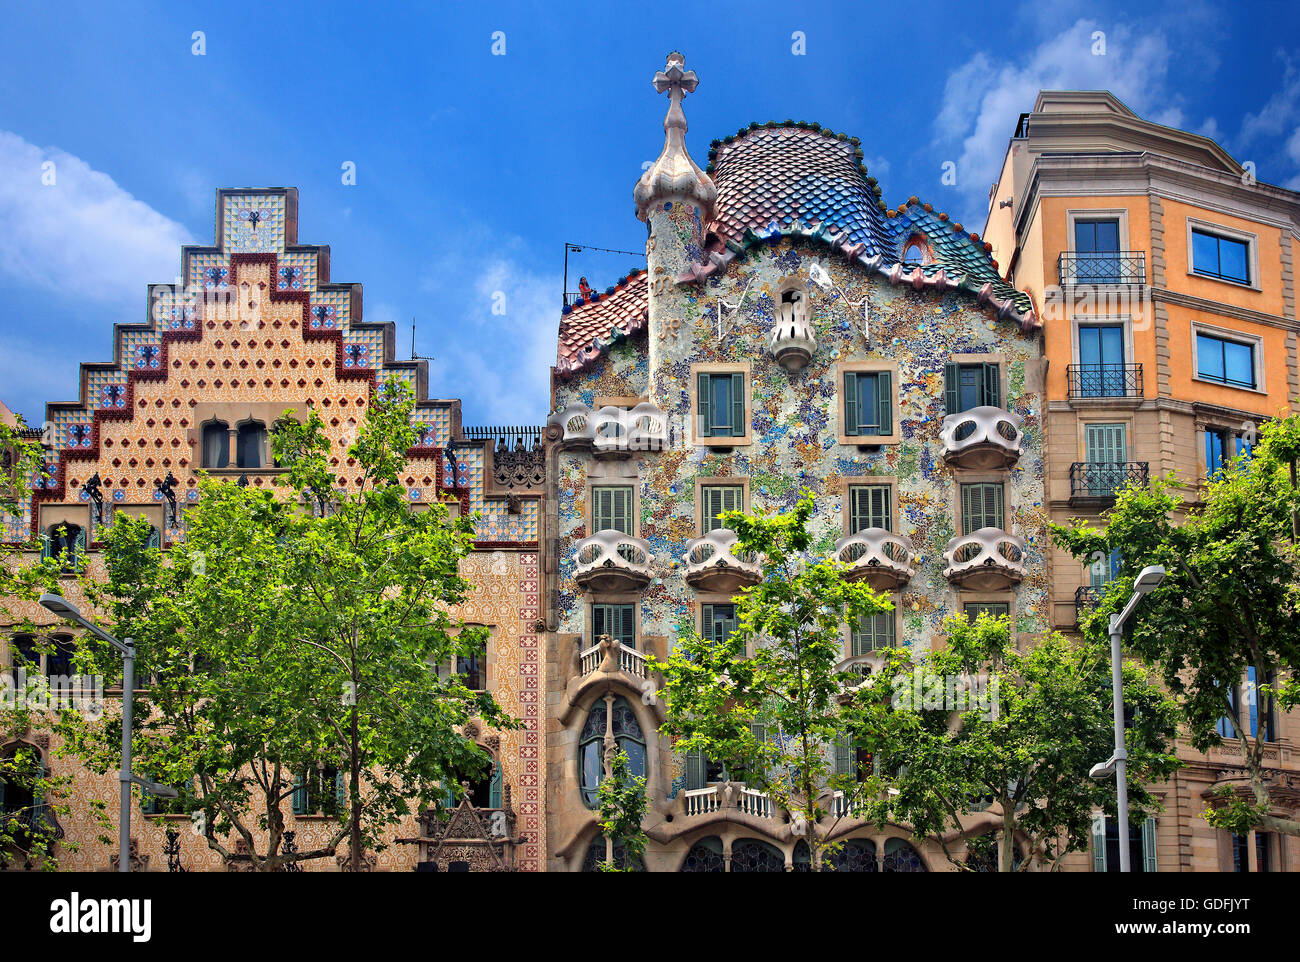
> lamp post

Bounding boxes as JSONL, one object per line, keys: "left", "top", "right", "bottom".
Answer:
{"left": 38, "top": 592, "right": 175, "bottom": 872}
{"left": 1088, "top": 565, "right": 1165, "bottom": 872}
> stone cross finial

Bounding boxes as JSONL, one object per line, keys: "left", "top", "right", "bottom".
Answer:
{"left": 634, "top": 51, "right": 716, "bottom": 222}
{"left": 653, "top": 51, "right": 698, "bottom": 131}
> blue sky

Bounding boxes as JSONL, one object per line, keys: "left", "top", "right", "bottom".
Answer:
{"left": 1, "top": 0, "right": 1298, "bottom": 427}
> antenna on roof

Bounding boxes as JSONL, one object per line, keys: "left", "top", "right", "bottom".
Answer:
{"left": 411, "top": 317, "right": 434, "bottom": 362}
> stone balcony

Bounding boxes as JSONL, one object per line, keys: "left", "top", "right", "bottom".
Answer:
{"left": 547, "top": 401, "right": 668, "bottom": 459}
{"left": 942, "top": 528, "right": 1027, "bottom": 590}
{"left": 572, "top": 529, "right": 654, "bottom": 592}
{"left": 832, "top": 528, "right": 917, "bottom": 590}
{"left": 682, "top": 529, "right": 762, "bottom": 593}
{"left": 578, "top": 635, "right": 648, "bottom": 679}
{"left": 938, "top": 406, "right": 1024, "bottom": 470}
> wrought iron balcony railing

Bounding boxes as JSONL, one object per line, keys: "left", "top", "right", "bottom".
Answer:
{"left": 1067, "top": 363, "right": 1143, "bottom": 399}
{"left": 1074, "top": 585, "right": 1102, "bottom": 624}
{"left": 1068, "top": 462, "right": 1149, "bottom": 502}
{"left": 1057, "top": 251, "right": 1146, "bottom": 286}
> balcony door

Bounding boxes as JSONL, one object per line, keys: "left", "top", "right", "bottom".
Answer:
{"left": 1085, "top": 423, "right": 1127, "bottom": 497}
{"left": 1077, "top": 324, "right": 1126, "bottom": 396}
{"left": 1074, "top": 219, "right": 1121, "bottom": 283}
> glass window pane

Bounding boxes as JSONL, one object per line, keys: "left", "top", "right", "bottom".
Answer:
{"left": 710, "top": 375, "right": 732, "bottom": 435}
{"left": 1220, "top": 238, "right": 1248, "bottom": 283}
{"left": 1196, "top": 333, "right": 1225, "bottom": 381}
{"left": 1192, "top": 230, "right": 1219, "bottom": 276}
{"left": 1223, "top": 340, "right": 1255, "bottom": 387}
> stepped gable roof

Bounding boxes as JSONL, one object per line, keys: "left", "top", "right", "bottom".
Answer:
{"left": 555, "top": 270, "right": 649, "bottom": 377}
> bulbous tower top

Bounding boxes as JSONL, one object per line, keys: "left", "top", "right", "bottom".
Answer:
{"left": 633, "top": 52, "right": 717, "bottom": 222}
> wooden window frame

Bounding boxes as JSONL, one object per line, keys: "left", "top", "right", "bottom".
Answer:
{"left": 836, "top": 360, "right": 900, "bottom": 445}
{"left": 689, "top": 362, "right": 752, "bottom": 447}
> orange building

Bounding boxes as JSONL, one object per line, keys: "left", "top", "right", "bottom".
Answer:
{"left": 985, "top": 90, "right": 1300, "bottom": 872}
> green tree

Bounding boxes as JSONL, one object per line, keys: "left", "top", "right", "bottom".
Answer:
{"left": 859, "top": 613, "right": 1179, "bottom": 871}
{"left": 58, "top": 379, "right": 517, "bottom": 870}
{"left": 1053, "top": 413, "right": 1300, "bottom": 838}
{"left": 595, "top": 746, "right": 647, "bottom": 872}
{"left": 649, "top": 489, "right": 893, "bottom": 871}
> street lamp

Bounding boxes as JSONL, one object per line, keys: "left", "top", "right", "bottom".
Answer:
{"left": 38, "top": 592, "right": 175, "bottom": 872}
{"left": 1088, "top": 564, "right": 1165, "bottom": 872}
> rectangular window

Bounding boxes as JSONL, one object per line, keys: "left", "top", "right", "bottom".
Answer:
{"left": 851, "top": 610, "right": 895, "bottom": 654}
{"left": 1196, "top": 332, "right": 1257, "bottom": 389}
{"left": 1085, "top": 423, "right": 1128, "bottom": 497}
{"left": 1074, "top": 219, "right": 1121, "bottom": 283}
{"left": 701, "top": 603, "right": 738, "bottom": 649}
{"left": 701, "top": 484, "right": 743, "bottom": 534}
{"left": 848, "top": 484, "right": 891, "bottom": 534}
{"left": 943, "top": 363, "right": 1001, "bottom": 414}
{"left": 1256, "top": 832, "right": 1272, "bottom": 872}
{"left": 1089, "top": 549, "right": 1122, "bottom": 588}
{"left": 960, "top": 483, "right": 1004, "bottom": 534}
{"left": 1076, "top": 325, "right": 1127, "bottom": 397}
{"left": 456, "top": 633, "right": 487, "bottom": 690}
{"left": 593, "top": 603, "right": 636, "bottom": 649}
{"left": 592, "top": 485, "right": 633, "bottom": 534}
{"left": 1232, "top": 833, "right": 1249, "bottom": 872}
{"left": 1192, "top": 229, "right": 1250, "bottom": 285}
{"left": 697, "top": 372, "right": 746, "bottom": 438}
{"left": 1205, "top": 427, "right": 1254, "bottom": 478}
{"left": 844, "top": 371, "right": 893, "bottom": 437}
{"left": 964, "top": 602, "right": 1010, "bottom": 622}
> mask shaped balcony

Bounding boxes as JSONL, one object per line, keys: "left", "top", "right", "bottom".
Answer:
{"left": 833, "top": 528, "right": 916, "bottom": 590}
{"left": 573, "top": 529, "right": 654, "bottom": 592}
{"left": 547, "top": 401, "right": 668, "bottom": 459}
{"left": 939, "top": 406, "right": 1024, "bottom": 470}
{"left": 683, "top": 529, "right": 762, "bottom": 593}
{"left": 768, "top": 299, "right": 817, "bottom": 373}
{"left": 942, "top": 528, "right": 1027, "bottom": 590}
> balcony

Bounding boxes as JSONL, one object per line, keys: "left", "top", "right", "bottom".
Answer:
{"left": 768, "top": 312, "right": 817, "bottom": 373}
{"left": 1068, "top": 462, "right": 1149, "bottom": 504}
{"left": 573, "top": 530, "right": 654, "bottom": 592}
{"left": 578, "top": 636, "right": 648, "bottom": 679}
{"left": 938, "top": 406, "right": 1024, "bottom": 470}
{"left": 942, "top": 528, "right": 1027, "bottom": 590}
{"left": 680, "top": 783, "right": 776, "bottom": 820}
{"left": 1067, "top": 364, "right": 1143, "bottom": 400}
{"left": 683, "top": 529, "right": 762, "bottom": 593}
{"left": 547, "top": 401, "right": 668, "bottom": 458}
{"left": 1074, "top": 585, "right": 1102, "bottom": 625}
{"left": 1057, "top": 251, "right": 1146, "bottom": 286}
{"left": 833, "top": 529, "right": 916, "bottom": 590}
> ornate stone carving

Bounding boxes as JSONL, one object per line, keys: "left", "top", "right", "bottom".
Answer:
{"left": 633, "top": 52, "right": 717, "bottom": 221}
{"left": 939, "top": 405, "right": 1024, "bottom": 469}
{"left": 573, "top": 530, "right": 654, "bottom": 592}
{"left": 942, "top": 528, "right": 1027, "bottom": 589}
{"left": 833, "top": 528, "right": 916, "bottom": 590}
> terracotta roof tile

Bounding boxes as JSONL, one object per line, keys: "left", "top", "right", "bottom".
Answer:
{"left": 555, "top": 271, "right": 649, "bottom": 377}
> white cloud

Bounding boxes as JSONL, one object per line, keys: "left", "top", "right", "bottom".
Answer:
{"left": 933, "top": 20, "right": 1178, "bottom": 223}
{"left": 1239, "top": 54, "right": 1300, "bottom": 144}
{"left": 0, "top": 130, "right": 194, "bottom": 305}
{"left": 421, "top": 254, "right": 560, "bottom": 425}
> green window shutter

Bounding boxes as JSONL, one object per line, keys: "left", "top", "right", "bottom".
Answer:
{"left": 961, "top": 484, "right": 979, "bottom": 534}
{"left": 697, "top": 373, "right": 712, "bottom": 437}
{"left": 40, "top": 532, "right": 52, "bottom": 562}
{"left": 617, "top": 604, "right": 635, "bottom": 648}
{"left": 1092, "top": 815, "right": 1107, "bottom": 872}
{"left": 593, "top": 486, "right": 633, "bottom": 534}
{"left": 982, "top": 364, "right": 1001, "bottom": 408}
{"left": 685, "top": 749, "right": 707, "bottom": 791}
{"left": 849, "top": 486, "right": 866, "bottom": 534}
{"left": 292, "top": 775, "right": 307, "bottom": 815}
{"left": 334, "top": 770, "right": 346, "bottom": 814}
{"left": 844, "top": 372, "right": 860, "bottom": 436}
{"left": 730, "top": 373, "right": 745, "bottom": 437}
{"left": 990, "top": 484, "right": 1004, "bottom": 530}
{"left": 489, "top": 764, "right": 503, "bottom": 809}
{"left": 1142, "top": 818, "right": 1157, "bottom": 872}
{"left": 944, "top": 363, "right": 960, "bottom": 415}
{"left": 701, "top": 605, "right": 715, "bottom": 646}
{"left": 702, "top": 485, "right": 742, "bottom": 533}
{"left": 851, "top": 484, "right": 892, "bottom": 531}
{"left": 875, "top": 370, "right": 892, "bottom": 436}
{"left": 1086, "top": 423, "right": 1126, "bottom": 463}
{"left": 441, "top": 780, "right": 456, "bottom": 810}
{"left": 834, "top": 735, "right": 853, "bottom": 776}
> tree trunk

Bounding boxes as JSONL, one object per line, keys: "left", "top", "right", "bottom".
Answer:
{"left": 349, "top": 703, "right": 362, "bottom": 872}
{"left": 1000, "top": 803, "right": 1015, "bottom": 872}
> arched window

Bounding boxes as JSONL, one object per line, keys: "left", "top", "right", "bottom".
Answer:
{"left": 46, "top": 635, "right": 74, "bottom": 679}
{"left": 201, "top": 421, "right": 229, "bottom": 468}
{"left": 41, "top": 524, "right": 84, "bottom": 572}
{"left": 579, "top": 696, "right": 646, "bottom": 808}
{"left": 236, "top": 421, "right": 268, "bottom": 469}
{"left": 0, "top": 742, "right": 61, "bottom": 847}
{"left": 827, "top": 837, "right": 879, "bottom": 872}
{"left": 440, "top": 757, "right": 502, "bottom": 810}
{"left": 292, "top": 764, "right": 343, "bottom": 817}
{"left": 680, "top": 835, "right": 725, "bottom": 872}
{"left": 882, "top": 837, "right": 928, "bottom": 872}
{"left": 902, "top": 235, "right": 932, "bottom": 266}
{"left": 580, "top": 834, "right": 644, "bottom": 872}
{"left": 731, "top": 838, "right": 785, "bottom": 872}
{"left": 7, "top": 634, "right": 39, "bottom": 683}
